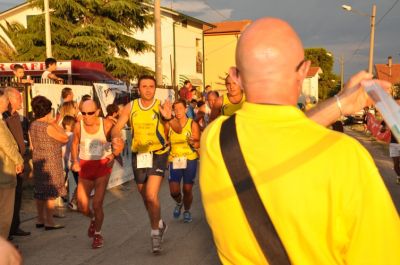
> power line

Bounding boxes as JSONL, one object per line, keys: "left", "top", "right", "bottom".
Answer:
{"left": 201, "top": 0, "right": 229, "bottom": 20}
{"left": 346, "top": 0, "right": 400, "bottom": 64}
{"left": 376, "top": 0, "right": 400, "bottom": 25}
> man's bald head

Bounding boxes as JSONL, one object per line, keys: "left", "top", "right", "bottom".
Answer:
{"left": 231, "top": 18, "right": 310, "bottom": 105}
{"left": 81, "top": 100, "right": 98, "bottom": 112}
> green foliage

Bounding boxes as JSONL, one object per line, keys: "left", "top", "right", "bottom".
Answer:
{"left": 305, "top": 48, "right": 340, "bottom": 100}
{"left": 0, "top": 27, "right": 17, "bottom": 62}
{"left": 393, "top": 84, "right": 400, "bottom": 99}
{"left": 3, "top": 0, "right": 154, "bottom": 79}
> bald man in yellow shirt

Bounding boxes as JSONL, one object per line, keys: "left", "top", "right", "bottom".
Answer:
{"left": 200, "top": 18, "right": 400, "bottom": 265}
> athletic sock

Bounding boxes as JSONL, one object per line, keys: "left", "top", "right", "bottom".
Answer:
{"left": 151, "top": 229, "right": 160, "bottom": 236}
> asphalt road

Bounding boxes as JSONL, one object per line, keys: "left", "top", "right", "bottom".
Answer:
{"left": 14, "top": 125, "right": 400, "bottom": 265}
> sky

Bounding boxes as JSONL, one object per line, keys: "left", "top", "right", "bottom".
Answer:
{"left": 1, "top": 0, "right": 399, "bottom": 80}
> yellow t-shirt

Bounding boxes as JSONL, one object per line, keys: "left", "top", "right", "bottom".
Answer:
{"left": 200, "top": 102, "right": 400, "bottom": 265}
{"left": 130, "top": 98, "right": 168, "bottom": 154}
{"left": 221, "top": 93, "right": 245, "bottom": 116}
{"left": 168, "top": 118, "right": 198, "bottom": 162}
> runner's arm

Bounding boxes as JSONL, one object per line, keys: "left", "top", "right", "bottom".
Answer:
{"left": 111, "top": 102, "right": 131, "bottom": 156}
{"left": 189, "top": 120, "right": 201, "bottom": 149}
{"left": 160, "top": 100, "right": 182, "bottom": 133}
{"left": 111, "top": 102, "right": 131, "bottom": 139}
{"left": 71, "top": 121, "right": 81, "bottom": 167}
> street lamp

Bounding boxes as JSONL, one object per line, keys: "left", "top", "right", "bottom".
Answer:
{"left": 342, "top": 4, "right": 376, "bottom": 74}
{"left": 327, "top": 53, "right": 345, "bottom": 91}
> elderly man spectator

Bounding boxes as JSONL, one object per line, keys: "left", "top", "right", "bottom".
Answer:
{"left": 3, "top": 88, "right": 31, "bottom": 239}
{"left": 0, "top": 88, "right": 24, "bottom": 239}
{"left": 200, "top": 18, "right": 400, "bottom": 265}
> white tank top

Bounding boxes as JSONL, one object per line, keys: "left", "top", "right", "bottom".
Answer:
{"left": 79, "top": 118, "right": 112, "bottom": 160}
{"left": 204, "top": 103, "right": 211, "bottom": 125}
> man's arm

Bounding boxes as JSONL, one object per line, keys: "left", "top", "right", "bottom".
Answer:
{"left": 189, "top": 120, "right": 201, "bottom": 149}
{"left": 47, "top": 73, "right": 63, "bottom": 84}
{"left": 111, "top": 102, "right": 131, "bottom": 156}
{"left": 305, "top": 71, "right": 392, "bottom": 127}
{"left": 71, "top": 121, "right": 81, "bottom": 172}
{"left": 0, "top": 122, "right": 24, "bottom": 169}
{"left": 160, "top": 100, "right": 182, "bottom": 133}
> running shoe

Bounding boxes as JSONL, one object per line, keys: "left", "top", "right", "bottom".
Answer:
{"left": 88, "top": 220, "right": 95, "bottom": 238}
{"left": 159, "top": 221, "right": 168, "bottom": 242}
{"left": 173, "top": 203, "right": 183, "bottom": 219}
{"left": 151, "top": 234, "right": 162, "bottom": 254}
{"left": 92, "top": 234, "right": 104, "bottom": 249}
{"left": 183, "top": 211, "right": 193, "bottom": 223}
{"left": 68, "top": 202, "right": 77, "bottom": 211}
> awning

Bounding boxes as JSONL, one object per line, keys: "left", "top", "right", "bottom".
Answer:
{"left": 179, "top": 74, "right": 203, "bottom": 87}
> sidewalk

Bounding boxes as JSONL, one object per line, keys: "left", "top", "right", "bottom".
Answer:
{"left": 16, "top": 180, "right": 220, "bottom": 265}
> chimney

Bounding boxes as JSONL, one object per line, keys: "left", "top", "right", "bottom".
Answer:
{"left": 388, "top": 56, "right": 393, "bottom": 77}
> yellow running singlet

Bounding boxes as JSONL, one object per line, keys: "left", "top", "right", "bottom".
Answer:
{"left": 221, "top": 93, "right": 245, "bottom": 116}
{"left": 168, "top": 118, "right": 198, "bottom": 162}
{"left": 129, "top": 99, "right": 168, "bottom": 154}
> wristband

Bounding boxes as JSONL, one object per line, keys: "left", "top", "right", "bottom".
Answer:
{"left": 161, "top": 115, "right": 173, "bottom": 122}
{"left": 334, "top": 95, "right": 343, "bottom": 117}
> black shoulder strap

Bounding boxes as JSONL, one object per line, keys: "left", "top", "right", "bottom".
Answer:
{"left": 220, "top": 114, "right": 291, "bottom": 265}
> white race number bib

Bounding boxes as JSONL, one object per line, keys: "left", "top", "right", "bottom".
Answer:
{"left": 172, "top": 157, "right": 187, "bottom": 169}
{"left": 137, "top": 152, "right": 153, "bottom": 168}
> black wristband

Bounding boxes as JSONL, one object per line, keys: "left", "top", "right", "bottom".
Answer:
{"left": 161, "top": 115, "right": 173, "bottom": 122}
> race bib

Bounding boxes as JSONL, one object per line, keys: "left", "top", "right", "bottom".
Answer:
{"left": 173, "top": 157, "right": 187, "bottom": 169}
{"left": 85, "top": 139, "right": 103, "bottom": 156}
{"left": 137, "top": 152, "right": 153, "bottom": 168}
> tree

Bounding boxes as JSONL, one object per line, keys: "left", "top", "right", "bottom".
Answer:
{"left": 3, "top": 0, "right": 154, "bottom": 79}
{"left": 305, "top": 48, "right": 340, "bottom": 100}
{"left": 0, "top": 26, "right": 17, "bottom": 62}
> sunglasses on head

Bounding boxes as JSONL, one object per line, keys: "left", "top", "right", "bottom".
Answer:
{"left": 81, "top": 111, "right": 96, "bottom": 116}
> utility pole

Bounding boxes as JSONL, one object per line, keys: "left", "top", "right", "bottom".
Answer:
{"left": 340, "top": 55, "right": 344, "bottom": 91}
{"left": 44, "top": 0, "right": 52, "bottom": 58}
{"left": 154, "top": 0, "right": 163, "bottom": 87}
{"left": 368, "top": 4, "right": 376, "bottom": 74}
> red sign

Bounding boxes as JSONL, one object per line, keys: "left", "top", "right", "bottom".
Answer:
{"left": 366, "top": 113, "right": 391, "bottom": 143}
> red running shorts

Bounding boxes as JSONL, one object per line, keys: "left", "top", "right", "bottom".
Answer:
{"left": 79, "top": 158, "right": 113, "bottom": 180}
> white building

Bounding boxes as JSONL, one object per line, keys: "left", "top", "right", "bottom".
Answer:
{"left": 301, "top": 66, "right": 322, "bottom": 102}
{"left": 0, "top": 3, "right": 213, "bottom": 88}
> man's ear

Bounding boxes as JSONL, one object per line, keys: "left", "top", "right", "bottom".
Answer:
{"left": 229, "top": 67, "right": 242, "bottom": 87}
{"left": 299, "top": 60, "right": 311, "bottom": 81}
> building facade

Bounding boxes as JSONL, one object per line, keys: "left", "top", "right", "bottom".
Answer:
{"left": 0, "top": 3, "right": 212, "bottom": 88}
{"left": 204, "top": 20, "right": 251, "bottom": 90}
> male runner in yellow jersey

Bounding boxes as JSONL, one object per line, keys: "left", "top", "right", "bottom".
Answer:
{"left": 111, "top": 75, "right": 181, "bottom": 254}
{"left": 210, "top": 75, "right": 245, "bottom": 121}
{"left": 200, "top": 17, "right": 400, "bottom": 265}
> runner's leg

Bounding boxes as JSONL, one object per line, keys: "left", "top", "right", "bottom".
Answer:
{"left": 92, "top": 174, "right": 111, "bottom": 232}
{"left": 77, "top": 178, "right": 95, "bottom": 218}
{"left": 145, "top": 175, "right": 163, "bottom": 230}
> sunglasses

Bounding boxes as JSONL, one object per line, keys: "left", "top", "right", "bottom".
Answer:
{"left": 81, "top": 111, "right": 96, "bottom": 116}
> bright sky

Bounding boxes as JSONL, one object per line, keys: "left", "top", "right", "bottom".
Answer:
{"left": 1, "top": 0, "right": 399, "bottom": 79}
